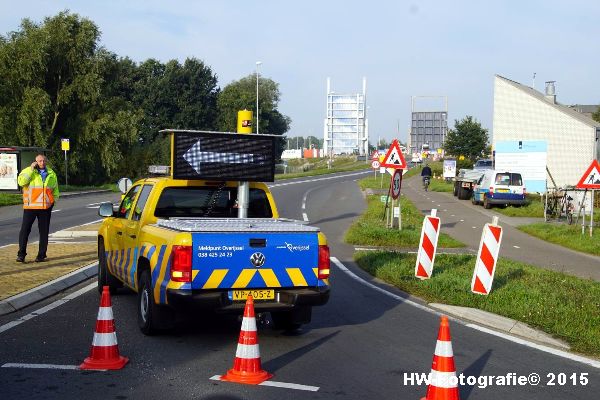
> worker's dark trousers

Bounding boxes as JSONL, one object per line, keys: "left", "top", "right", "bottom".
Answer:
{"left": 18, "top": 208, "right": 52, "bottom": 258}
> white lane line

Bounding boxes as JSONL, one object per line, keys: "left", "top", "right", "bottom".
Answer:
{"left": 302, "top": 213, "right": 309, "bottom": 222}
{"left": 268, "top": 171, "right": 370, "bottom": 188}
{"left": 451, "top": 214, "right": 455, "bottom": 217}
{"left": 51, "top": 209, "right": 61, "bottom": 213}
{"left": 0, "top": 283, "right": 96, "bottom": 334}
{"left": 331, "top": 257, "right": 600, "bottom": 370}
{"left": 443, "top": 209, "right": 447, "bottom": 212}
{"left": 513, "top": 245, "right": 521, "bottom": 249}
{"left": 2, "top": 363, "right": 78, "bottom": 370}
{"left": 472, "top": 226, "right": 477, "bottom": 229}
{"left": 460, "top": 219, "right": 464, "bottom": 222}
{"left": 210, "top": 375, "right": 319, "bottom": 392}
{"left": 86, "top": 202, "right": 104, "bottom": 207}
{"left": 80, "top": 219, "right": 103, "bottom": 226}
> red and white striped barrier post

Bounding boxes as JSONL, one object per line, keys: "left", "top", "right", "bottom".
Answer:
{"left": 471, "top": 216, "right": 503, "bottom": 295}
{"left": 415, "top": 209, "right": 441, "bottom": 279}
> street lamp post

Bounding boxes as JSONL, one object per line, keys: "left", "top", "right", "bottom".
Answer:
{"left": 256, "top": 61, "right": 262, "bottom": 134}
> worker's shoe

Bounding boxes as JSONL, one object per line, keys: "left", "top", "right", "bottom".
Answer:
{"left": 34, "top": 256, "right": 48, "bottom": 263}
{"left": 16, "top": 255, "right": 25, "bottom": 263}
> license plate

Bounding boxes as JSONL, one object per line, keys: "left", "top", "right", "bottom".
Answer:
{"left": 231, "top": 289, "right": 275, "bottom": 301}
{"left": 496, "top": 188, "right": 509, "bottom": 193}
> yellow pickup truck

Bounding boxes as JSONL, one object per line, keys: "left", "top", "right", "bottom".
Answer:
{"left": 97, "top": 177, "right": 330, "bottom": 335}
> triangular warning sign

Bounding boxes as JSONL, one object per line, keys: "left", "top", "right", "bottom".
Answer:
{"left": 381, "top": 139, "right": 407, "bottom": 169}
{"left": 576, "top": 160, "right": 600, "bottom": 189}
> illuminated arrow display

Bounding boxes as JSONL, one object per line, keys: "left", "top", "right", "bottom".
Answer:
{"left": 174, "top": 132, "right": 275, "bottom": 182}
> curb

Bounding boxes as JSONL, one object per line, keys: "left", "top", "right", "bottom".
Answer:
{"left": 0, "top": 262, "right": 98, "bottom": 316}
{"left": 428, "top": 303, "right": 570, "bottom": 350}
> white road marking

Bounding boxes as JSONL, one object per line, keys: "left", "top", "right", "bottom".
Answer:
{"left": 513, "top": 245, "right": 521, "bottom": 249}
{"left": 210, "top": 375, "right": 319, "bottom": 392}
{"left": 268, "top": 171, "right": 369, "bottom": 188}
{"left": 437, "top": 205, "right": 441, "bottom": 207}
{"left": 51, "top": 209, "right": 61, "bottom": 213}
{"left": 460, "top": 219, "right": 464, "bottom": 222}
{"left": 0, "top": 283, "right": 96, "bottom": 334}
{"left": 302, "top": 213, "right": 309, "bottom": 222}
{"left": 80, "top": 219, "right": 103, "bottom": 226}
{"left": 331, "top": 256, "right": 600, "bottom": 369}
{"left": 1, "top": 363, "right": 79, "bottom": 370}
{"left": 472, "top": 226, "right": 477, "bottom": 229}
{"left": 451, "top": 214, "right": 455, "bottom": 217}
{"left": 443, "top": 209, "right": 447, "bottom": 212}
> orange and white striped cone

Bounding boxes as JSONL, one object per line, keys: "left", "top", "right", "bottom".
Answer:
{"left": 221, "top": 295, "right": 272, "bottom": 385}
{"left": 80, "top": 286, "right": 128, "bottom": 370}
{"left": 421, "top": 316, "right": 460, "bottom": 400}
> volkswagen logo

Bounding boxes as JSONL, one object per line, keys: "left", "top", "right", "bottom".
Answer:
{"left": 250, "top": 252, "right": 266, "bottom": 267}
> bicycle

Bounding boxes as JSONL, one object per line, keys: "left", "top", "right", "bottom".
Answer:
{"left": 560, "top": 194, "right": 575, "bottom": 225}
{"left": 423, "top": 176, "right": 431, "bottom": 192}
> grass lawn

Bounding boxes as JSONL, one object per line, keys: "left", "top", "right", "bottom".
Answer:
{"left": 0, "top": 183, "right": 117, "bottom": 207}
{"left": 518, "top": 223, "right": 600, "bottom": 256}
{"left": 354, "top": 251, "right": 600, "bottom": 357}
{"left": 275, "top": 161, "right": 370, "bottom": 180}
{"left": 344, "top": 193, "right": 464, "bottom": 248}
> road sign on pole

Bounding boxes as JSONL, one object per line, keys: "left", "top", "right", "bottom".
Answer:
{"left": 61, "top": 138, "right": 69, "bottom": 186}
{"left": 575, "top": 160, "right": 600, "bottom": 189}
{"left": 391, "top": 169, "right": 402, "bottom": 199}
{"left": 381, "top": 139, "right": 407, "bottom": 169}
{"left": 371, "top": 160, "right": 380, "bottom": 169}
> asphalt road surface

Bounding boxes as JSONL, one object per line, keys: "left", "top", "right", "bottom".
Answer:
{"left": 0, "top": 192, "right": 122, "bottom": 248}
{"left": 0, "top": 171, "right": 598, "bottom": 399}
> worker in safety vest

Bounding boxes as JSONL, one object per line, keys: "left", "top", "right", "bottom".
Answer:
{"left": 16, "top": 154, "right": 60, "bottom": 263}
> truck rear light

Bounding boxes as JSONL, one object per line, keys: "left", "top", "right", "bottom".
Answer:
{"left": 523, "top": 187, "right": 527, "bottom": 195}
{"left": 318, "top": 245, "right": 330, "bottom": 280}
{"left": 171, "top": 245, "right": 192, "bottom": 282}
{"left": 489, "top": 186, "right": 494, "bottom": 195}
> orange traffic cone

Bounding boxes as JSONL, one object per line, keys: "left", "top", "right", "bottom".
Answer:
{"left": 80, "top": 286, "right": 128, "bottom": 370}
{"left": 220, "top": 295, "right": 272, "bottom": 384}
{"left": 421, "top": 316, "right": 460, "bottom": 400}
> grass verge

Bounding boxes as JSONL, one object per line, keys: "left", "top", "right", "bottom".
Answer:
{"left": 344, "top": 193, "right": 464, "bottom": 248}
{"left": 275, "top": 161, "right": 370, "bottom": 180}
{"left": 518, "top": 223, "right": 600, "bottom": 256}
{"left": 0, "top": 183, "right": 118, "bottom": 207}
{"left": 355, "top": 251, "right": 600, "bottom": 357}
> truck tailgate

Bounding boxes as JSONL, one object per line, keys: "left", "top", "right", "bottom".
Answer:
{"left": 157, "top": 219, "right": 322, "bottom": 291}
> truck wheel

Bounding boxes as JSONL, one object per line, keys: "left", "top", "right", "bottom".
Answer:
{"left": 97, "top": 240, "right": 121, "bottom": 294}
{"left": 453, "top": 184, "right": 458, "bottom": 197}
{"left": 138, "top": 270, "right": 162, "bottom": 335}
{"left": 484, "top": 197, "right": 492, "bottom": 209}
{"left": 457, "top": 186, "right": 469, "bottom": 200}
{"left": 272, "top": 306, "right": 311, "bottom": 332}
{"left": 471, "top": 195, "right": 479, "bottom": 205}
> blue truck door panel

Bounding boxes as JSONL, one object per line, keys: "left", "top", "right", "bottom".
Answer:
{"left": 191, "top": 232, "right": 319, "bottom": 289}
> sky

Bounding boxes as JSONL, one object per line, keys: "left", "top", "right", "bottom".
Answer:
{"left": 1, "top": 0, "right": 599, "bottom": 145}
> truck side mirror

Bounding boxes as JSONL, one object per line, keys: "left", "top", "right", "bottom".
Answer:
{"left": 98, "top": 202, "right": 115, "bottom": 218}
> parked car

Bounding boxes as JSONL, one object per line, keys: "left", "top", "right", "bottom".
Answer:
{"left": 471, "top": 170, "right": 527, "bottom": 209}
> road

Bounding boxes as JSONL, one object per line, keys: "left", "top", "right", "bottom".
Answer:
{"left": 0, "top": 171, "right": 598, "bottom": 399}
{"left": 0, "top": 192, "right": 121, "bottom": 248}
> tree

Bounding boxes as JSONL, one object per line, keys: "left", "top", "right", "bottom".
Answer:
{"left": 592, "top": 106, "right": 600, "bottom": 123}
{"left": 217, "top": 75, "right": 290, "bottom": 134}
{"left": 443, "top": 116, "right": 489, "bottom": 161}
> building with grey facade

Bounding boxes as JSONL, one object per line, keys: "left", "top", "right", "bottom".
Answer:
{"left": 323, "top": 78, "right": 368, "bottom": 156}
{"left": 408, "top": 97, "right": 448, "bottom": 156}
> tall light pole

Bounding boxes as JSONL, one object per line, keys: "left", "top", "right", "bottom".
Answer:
{"left": 255, "top": 61, "right": 262, "bottom": 134}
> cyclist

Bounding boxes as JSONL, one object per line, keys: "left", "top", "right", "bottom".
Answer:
{"left": 421, "top": 163, "right": 432, "bottom": 190}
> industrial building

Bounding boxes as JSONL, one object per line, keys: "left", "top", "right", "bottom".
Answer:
{"left": 493, "top": 75, "right": 600, "bottom": 188}
{"left": 323, "top": 78, "right": 368, "bottom": 156}
{"left": 407, "top": 96, "right": 448, "bottom": 158}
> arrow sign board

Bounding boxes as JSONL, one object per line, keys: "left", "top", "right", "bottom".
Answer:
{"left": 381, "top": 139, "right": 407, "bottom": 169}
{"left": 173, "top": 131, "right": 275, "bottom": 182}
{"left": 576, "top": 159, "right": 600, "bottom": 189}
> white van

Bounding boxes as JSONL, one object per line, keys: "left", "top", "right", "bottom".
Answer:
{"left": 471, "top": 170, "right": 526, "bottom": 209}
